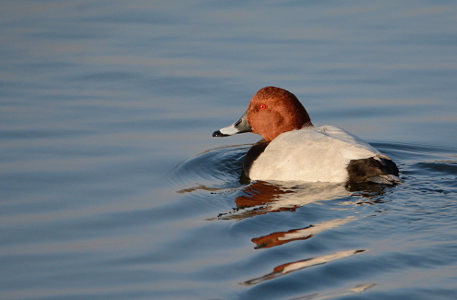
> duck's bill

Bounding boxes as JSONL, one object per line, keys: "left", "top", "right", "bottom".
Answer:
{"left": 212, "top": 110, "right": 252, "bottom": 137}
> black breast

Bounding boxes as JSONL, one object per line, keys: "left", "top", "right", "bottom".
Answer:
{"left": 241, "top": 139, "right": 269, "bottom": 181}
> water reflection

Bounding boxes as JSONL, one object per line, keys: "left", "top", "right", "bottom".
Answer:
{"left": 252, "top": 216, "right": 356, "bottom": 249}
{"left": 243, "top": 249, "right": 366, "bottom": 286}
{"left": 222, "top": 181, "right": 369, "bottom": 286}
{"left": 294, "top": 282, "right": 377, "bottom": 300}
{"left": 217, "top": 181, "right": 350, "bottom": 220}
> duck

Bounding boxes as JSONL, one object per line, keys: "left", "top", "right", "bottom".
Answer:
{"left": 212, "top": 86, "right": 399, "bottom": 184}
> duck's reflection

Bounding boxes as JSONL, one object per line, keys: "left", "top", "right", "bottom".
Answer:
{"left": 252, "top": 216, "right": 356, "bottom": 249}
{"left": 227, "top": 181, "right": 379, "bottom": 286}
{"left": 291, "top": 282, "right": 376, "bottom": 300}
{"left": 217, "top": 181, "right": 351, "bottom": 220}
{"left": 243, "top": 249, "right": 365, "bottom": 285}
{"left": 177, "top": 165, "right": 388, "bottom": 287}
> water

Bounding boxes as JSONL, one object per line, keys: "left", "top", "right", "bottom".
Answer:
{"left": 1, "top": 1, "right": 457, "bottom": 299}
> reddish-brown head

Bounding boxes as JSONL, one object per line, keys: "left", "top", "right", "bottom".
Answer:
{"left": 246, "top": 87, "right": 313, "bottom": 141}
{"left": 212, "top": 86, "right": 313, "bottom": 142}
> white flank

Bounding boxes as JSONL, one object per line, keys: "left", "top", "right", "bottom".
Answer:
{"left": 249, "top": 125, "right": 379, "bottom": 182}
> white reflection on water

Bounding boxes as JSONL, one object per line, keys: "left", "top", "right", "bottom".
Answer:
{"left": 252, "top": 216, "right": 356, "bottom": 249}
{"left": 243, "top": 249, "right": 365, "bottom": 286}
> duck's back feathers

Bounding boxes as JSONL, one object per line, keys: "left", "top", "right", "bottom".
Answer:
{"left": 246, "top": 126, "right": 398, "bottom": 184}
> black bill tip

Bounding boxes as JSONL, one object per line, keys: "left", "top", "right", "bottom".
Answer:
{"left": 212, "top": 130, "right": 228, "bottom": 137}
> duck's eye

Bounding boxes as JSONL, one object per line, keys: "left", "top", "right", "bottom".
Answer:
{"left": 259, "top": 104, "right": 266, "bottom": 110}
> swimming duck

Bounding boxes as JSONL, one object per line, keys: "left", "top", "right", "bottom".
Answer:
{"left": 212, "top": 86, "right": 399, "bottom": 184}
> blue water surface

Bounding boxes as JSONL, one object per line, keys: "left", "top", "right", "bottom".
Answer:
{"left": 1, "top": 1, "right": 457, "bottom": 299}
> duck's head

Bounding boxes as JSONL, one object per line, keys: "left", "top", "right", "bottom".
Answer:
{"left": 213, "top": 86, "right": 313, "bottom": 142}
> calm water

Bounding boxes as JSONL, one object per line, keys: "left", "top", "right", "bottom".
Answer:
{"left": 1, "top": 1, "right": 457, "bottom": 299}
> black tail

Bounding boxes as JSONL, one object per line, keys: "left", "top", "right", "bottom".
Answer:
{"left": 347, "top": 155, "right": 400, "bottom": 185}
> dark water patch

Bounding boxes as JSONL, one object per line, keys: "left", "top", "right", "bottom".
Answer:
{"left": 73, "top": 71, "right": 141, "bottom": 82}
{"left": 0, "top": 128, "right": 95, "bottom": 140}
{"left": 315, "top": 105, "right": 418, "bottom": 120}
{"left": 94, "top": 116, "right": 229, "bottom": 133}
{"left": 1, "top": 144, "right": 136, "bottom": 162}
{"left": 414, "top": 161, "right": 457, "bottom": 176}
{"left": 3, "top": 61, "right": 78, "bottom": 73}
{"left": 28, "top": 28, "right": 105, "bottom": 40}
{"left": 141, "top": 74, "right": 240, "bottom": 99}
{"left": 82, "top": 8, "right": 188, "bottom": 25}
{"left": 371, "top": 142, "right": 457, "bottom": 157}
